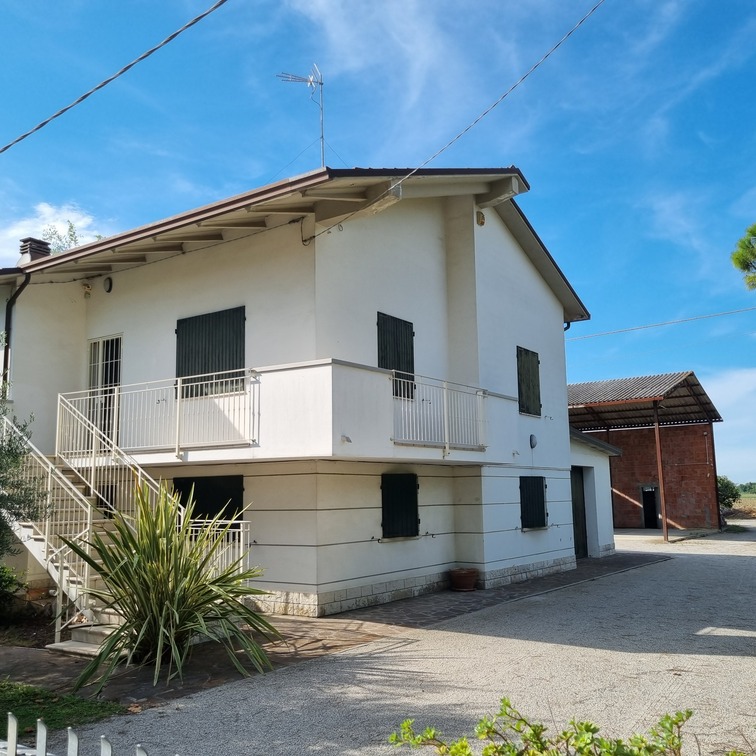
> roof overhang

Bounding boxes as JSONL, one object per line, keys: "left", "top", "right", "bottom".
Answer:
{"left": 570, "top": 427, "right": 622, "bottom": 456}
{"left": 10, "top": 167, "right": 588, "bottom": 322}
{"left": 568, "top": 371, "right": 722, "bottom": 431}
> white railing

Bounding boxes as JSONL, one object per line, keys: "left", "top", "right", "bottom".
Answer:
{"left": 392, "top": 373, "right": 486, "bottom": 452}
{"left": 5, "top": 713, "right": 153, "bottom": 756}
{"left": 56, "top": 397, "right": 253, "bottom": 576}
{"left": 2, "top": 417, "right": 95, "bottom": 620}
{"left": 61, "top": 368, "right": 259, "bottom": 456}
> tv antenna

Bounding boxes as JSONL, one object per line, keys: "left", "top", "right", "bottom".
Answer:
{"left": 277, "top": 64, "right": 325, "bottom": 167}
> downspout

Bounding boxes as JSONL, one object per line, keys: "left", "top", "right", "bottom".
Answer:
{"left": 3, "top": 272, "right": 31, "bottom": 398}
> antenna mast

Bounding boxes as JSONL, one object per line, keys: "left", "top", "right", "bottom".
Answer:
{"left": 277, "top": 64, "right": 325, "bottom": 168}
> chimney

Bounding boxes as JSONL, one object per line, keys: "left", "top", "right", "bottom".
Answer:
{"left": 19, "top": 237, "right": 52, "bottom": 263}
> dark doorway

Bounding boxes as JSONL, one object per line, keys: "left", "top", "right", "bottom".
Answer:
{"left": 570, "top": 467, "right": 588, "bottom": 558}
{"left": 172, "top": 475, "right": 244, "bottom": 521}
{"left": 642, "top": 487, "right": 659, "bottom": 529}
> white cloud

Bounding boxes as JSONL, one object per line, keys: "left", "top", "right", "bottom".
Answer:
{"left": 0, "top": 203, "right": 109, "bottom": 267}
{"left": 703, "top": 367, "right": 756, "bottom": 483}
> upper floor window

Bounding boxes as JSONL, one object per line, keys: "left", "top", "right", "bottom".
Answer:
{"left": 377, "top": 312, "right": 414, "bottom": 398}
{"left": 517, "top": 346, "right": 541, "bottom": 416}
{"left": 176, "top": 306, "right": 245, "bottom": 395}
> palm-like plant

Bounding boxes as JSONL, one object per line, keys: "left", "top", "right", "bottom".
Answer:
{"left": 64, "top": 484, "right": 279, "bottom": 692}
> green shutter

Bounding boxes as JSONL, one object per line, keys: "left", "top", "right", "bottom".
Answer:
{"left": 176, "top": 306, "right": 245, "bottom": 379}
{"left": 520, "top": 476, "right": 546, "bottom": 529}
{"left": 517, "top": 346, "right": 541, "bottom": 415}
{"left": 378, "top": 312, "right": 415, "bottom": 398}
{"left": 381, "top": 473, "right": 419, "bottom": 538}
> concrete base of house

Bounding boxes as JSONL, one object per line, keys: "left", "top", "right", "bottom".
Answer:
{"left": 479, "top": 554, "right": 577, "bottom": 590}
{"left": 252, "top": 552, "right": 600, "bottom": 617}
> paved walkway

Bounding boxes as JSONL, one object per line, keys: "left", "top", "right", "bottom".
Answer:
{"left": 1, "top": 551, "right": 666, "bottom": 707}
{"left": 6, "top": 523, "right": 755, "bottom": 755}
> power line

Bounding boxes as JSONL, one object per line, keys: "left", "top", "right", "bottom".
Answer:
{"left": 566, "top": 305, "right": 756, "bottom": 341}
{"left": 0, "top": 0, "right": 230, "bottom": 156}
{"left": 305, "top": 0, "right": 608, "bottom": 243}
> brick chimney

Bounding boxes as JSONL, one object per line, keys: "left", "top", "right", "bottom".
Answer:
{"left": 19, "top": 237, "right": 52, "bottom": 261}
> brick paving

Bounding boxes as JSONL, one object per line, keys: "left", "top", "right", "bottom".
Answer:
{"left": 334, "top": 551, "right": 668, "bottom": 627}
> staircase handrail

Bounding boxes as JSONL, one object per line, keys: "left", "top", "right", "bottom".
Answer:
{"left": 1, "top": 415, "right": 95, "bottom": 613}
{"left": 56, "top": 394, "right": 168, "bottom": 518}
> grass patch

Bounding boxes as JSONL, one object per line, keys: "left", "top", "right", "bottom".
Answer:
{"left": 0, "top": 680, "right": 125, "bottom": 737}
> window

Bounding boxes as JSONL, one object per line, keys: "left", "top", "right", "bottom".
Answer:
{"left": 176, "top": 306, "right": 245, "bottom": 395}
{"left": 173, "top": 475, "right": 244, "bottom": 521}
{"left": 520, "top": 476, "right": 547, "bottom": 529}
{"left": 377, "top": 312, "right": 414, "bottom": 398}
{"left": 517, "top": 346, "right": 541, "bottom": 416}
{"left": 381, "top": 473, "right": 419, "bottom": 538}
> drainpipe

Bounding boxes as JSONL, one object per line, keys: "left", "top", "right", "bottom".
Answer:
{"left": 3, "top": 238, "right": 51, "bottom": 398}
{"left": 2, "top": 271, "right": 31, "bottom": 399}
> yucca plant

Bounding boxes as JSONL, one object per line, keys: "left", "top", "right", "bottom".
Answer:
{"left": 63, "top": 483, "right": 279, "bottom": 692}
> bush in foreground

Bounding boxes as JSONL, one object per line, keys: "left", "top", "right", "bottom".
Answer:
{"left": 390, "top": 697, "right": 750, "bottom": 755}
{"left": 64, "top": 484, "right": 279, "bottom": 692}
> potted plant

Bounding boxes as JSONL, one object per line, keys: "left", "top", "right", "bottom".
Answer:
{"left": 448, "top": 566, "right": 479, "bottom": 591}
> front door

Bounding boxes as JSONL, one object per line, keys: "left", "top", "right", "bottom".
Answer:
{"left": 570, "top": 466, "right": 588, "bottom": 559}
{"left": 88, "top": 335, "right": 122, "bottom": 441}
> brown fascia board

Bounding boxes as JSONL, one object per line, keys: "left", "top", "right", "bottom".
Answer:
{"left": 23, "top": 167, "right": 335, "bottom": 273}
{"left": 23, "top": 166, "right": 531, "bottom": 274}
{"left": 495, "top": 200, "right": 590, "bottom": 324}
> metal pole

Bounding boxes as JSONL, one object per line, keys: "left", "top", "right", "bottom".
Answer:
{"left": 319, "top": 78, "right": 325, "bottom": 167}
{"left": 653, "top": 401, "right": 669, "bottom": 542}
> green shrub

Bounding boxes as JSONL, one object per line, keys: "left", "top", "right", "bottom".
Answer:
{"left": 64, "top": 483, "right": 279, "bottom": 692}
{"left": 0, "top": 564, "right": 24, "bottom": 614}
{"left": 390, "top": 697, "right": 749, "bottom": 755}
{"left": 718, "top": 475, "right": 741, "bottom": 510}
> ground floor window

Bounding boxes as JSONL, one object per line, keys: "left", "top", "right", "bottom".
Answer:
{"left": 381, "top": 473, "right": 419, "bottom": 538}
{"left": 172, "top": 475, "right": 244, "bottom": 521}
{"left": 520, "top": 475, "right": 547, "bottom": 529}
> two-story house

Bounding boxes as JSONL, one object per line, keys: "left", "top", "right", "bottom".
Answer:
{"left": 1, "top": 167, "right": 614, "bottom": 619}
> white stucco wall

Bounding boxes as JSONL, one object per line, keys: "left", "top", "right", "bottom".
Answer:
{"left": 9, "top": 282, "right": 86, "bottom": 452}
{"left": 569, "top": 439, "right": 616, "bottom": 556}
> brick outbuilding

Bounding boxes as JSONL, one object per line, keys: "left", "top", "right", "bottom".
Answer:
{"left": 568, "top": 372, "right": 722, "bottom": 535}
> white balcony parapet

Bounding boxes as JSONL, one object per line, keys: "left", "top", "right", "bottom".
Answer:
{"left": 59, "top": 362, "right": 487, "bottom": 458}
{"left": 391, "top": 372, "right": 486, "bottom": 453}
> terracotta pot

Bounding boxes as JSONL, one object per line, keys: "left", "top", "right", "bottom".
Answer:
{"left": 449, "top": 567, "right": 479, "bottom": 592}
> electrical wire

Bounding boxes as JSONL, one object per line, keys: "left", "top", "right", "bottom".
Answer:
{"left": 0, "top": 0, "right": 230, "bottom": 156}
{"left": 566, "top": 305, "right": 756, "bottom": 341}
{"left": 305, "top": 0, "right": 608, "bottom": 243}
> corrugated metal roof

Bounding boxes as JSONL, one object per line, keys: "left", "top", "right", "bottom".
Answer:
{"left": 567, "top": 372, "right": 722, "bottom": 430}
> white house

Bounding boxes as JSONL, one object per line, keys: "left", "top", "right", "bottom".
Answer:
{"left": 1, "top": 167, "right": 615, "bottom": 618}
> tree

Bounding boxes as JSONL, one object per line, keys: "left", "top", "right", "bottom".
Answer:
{"left": 717, "top": 475, "right": 740, "bottom": 511}
{"left": 41, "top": 220, "right": 79, "bottom": 253}
{"left": 731, "top": 222, "right": 756, "bottom": 290}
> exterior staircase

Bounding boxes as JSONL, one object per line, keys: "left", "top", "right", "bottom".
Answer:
{"left": 7, "top": 395, "right": 252, "bottom": 654}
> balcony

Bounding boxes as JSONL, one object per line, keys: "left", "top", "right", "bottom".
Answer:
{"left": 58, "top": 360, "right": 487, "bottom": 463}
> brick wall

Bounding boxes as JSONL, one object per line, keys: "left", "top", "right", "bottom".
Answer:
{"left": 588, "top": 424, "right": 718, "bottom": 529}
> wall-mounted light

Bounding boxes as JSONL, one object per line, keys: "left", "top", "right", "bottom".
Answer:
{"left": 476, "top": 210, "right": 486, "bottom": 226}
{"left": 530, "top": 434, "right": 538, "bottom": 449}
{"left": 103, "top": 277, "right": 113, "bottom": 293}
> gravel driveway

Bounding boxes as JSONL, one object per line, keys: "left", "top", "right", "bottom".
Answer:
{"left": 49, "top": 525, "right": 756, "bottom": 755}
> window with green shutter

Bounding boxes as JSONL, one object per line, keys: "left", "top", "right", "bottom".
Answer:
{"left": 381, "top": 473, "right": 419, "bottom": 538}
{"left": 176, "top": 306, "right": 245, "bottom": 395}
{"left": 377, "top": 312, "right": 415, "bottom": 398}
{"left": 520, "top": 475, "right": 547, "bottom": 529}
{"left": 517, "top": 346, "right": 541, "bottom": 416}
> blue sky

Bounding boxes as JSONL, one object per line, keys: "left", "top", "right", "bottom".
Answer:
{"left": 1, "top": 1, "right": 754, "bottom": 481}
